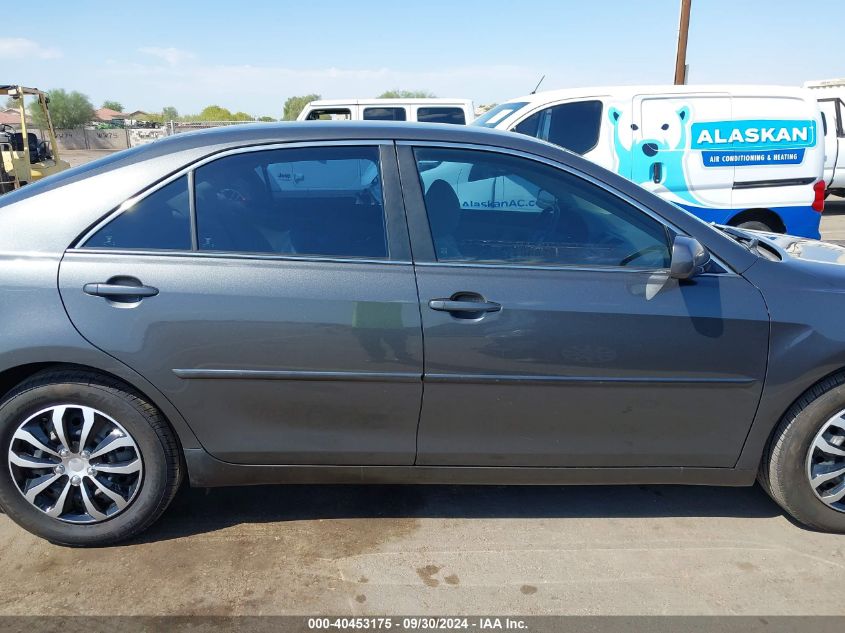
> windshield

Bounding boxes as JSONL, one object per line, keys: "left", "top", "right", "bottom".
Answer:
{"left": 471, "top": 102, "right": 529, "bottom": 128}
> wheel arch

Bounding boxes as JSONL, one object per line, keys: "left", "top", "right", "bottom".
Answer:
{"left": 740, "top": 366, "right": 845, "bottom": 473}
{"left": 726, "top": 208, "right": 786, "bottom": 233}
{"left": 0, "top": 361, "right": 201, "bottom": 453}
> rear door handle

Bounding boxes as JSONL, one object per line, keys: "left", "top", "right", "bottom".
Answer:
{"left": 83, "top": 282, "right": 159, "bottom": 299}
{"left": 429, "top": 299, "right": 501, "bottom": 313}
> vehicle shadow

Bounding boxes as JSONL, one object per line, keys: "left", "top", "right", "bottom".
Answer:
{"left": 824, "top": 196, "right": 845, "bottom": 215}
{"left": 132, "top": 482, "right": 787, "bottom": 545}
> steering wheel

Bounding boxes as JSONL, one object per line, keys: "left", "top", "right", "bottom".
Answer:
{"left": 619, "top": 244, "right": 669, "bottom": 267}
{"left": 0, "top": 123, "right": 14, "bottom": 136}
{"left": 216, "top": 187, "right": 248, "bottom": 203}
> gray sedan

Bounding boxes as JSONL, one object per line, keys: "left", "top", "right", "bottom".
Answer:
{"left": 0, "top": 122, "right": 843, "bottom": 546}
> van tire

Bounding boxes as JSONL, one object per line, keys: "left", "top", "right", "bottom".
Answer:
{"left": 736, "top": 220, "right": 772, "bottom": 232}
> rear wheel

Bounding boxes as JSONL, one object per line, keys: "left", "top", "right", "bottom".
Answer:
{"left": 0, "top": 369, "right": 182, "bottom": 546}
{"left": 760, "top": 373, "right": 845, "bottom": 532}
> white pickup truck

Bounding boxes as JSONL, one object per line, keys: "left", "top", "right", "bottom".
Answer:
{"left": 806, "top": 81, "right": 845, "bottom": 196}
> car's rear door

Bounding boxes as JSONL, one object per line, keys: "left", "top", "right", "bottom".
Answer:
{"left": 59, "top": 142, "right": 423, "bottom": 465}
{"left": 398, "top": 143, "right": 769, "bottom": 468}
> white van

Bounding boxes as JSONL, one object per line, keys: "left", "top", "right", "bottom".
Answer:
{"left": 473, "top": 86, "right": 825, "bottom": 238}
{"left": 297, "top": 98, "right": 474, "bottom": 125}
{"left": 804, "top": 80, "right": 845, "bottom": 197}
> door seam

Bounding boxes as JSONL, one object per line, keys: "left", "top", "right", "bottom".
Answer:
{"left": 392, "top": 141, "right": 426, "bottom": 465}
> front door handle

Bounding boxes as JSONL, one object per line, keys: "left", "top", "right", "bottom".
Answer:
{"left": 83, "top": 281, "right": 159, "bottom": 300}
{"left": 429, "top": 299, "right": 501, "bottom": 313}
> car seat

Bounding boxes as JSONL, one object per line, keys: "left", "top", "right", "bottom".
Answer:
{"left": 424, "top": 180, "right": 463, "bottom": 259}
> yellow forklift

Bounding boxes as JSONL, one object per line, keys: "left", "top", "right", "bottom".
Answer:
{"left": 1, "top": 85, "right": 70, "bottom": 193}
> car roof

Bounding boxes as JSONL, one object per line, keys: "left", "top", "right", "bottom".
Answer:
{"left": 104, "top": 120, "right": 563, "bottom": 159}
{"left": 0, "top": 121, "right": 571, "bottom": 209}
{"left": 500, "top": 84, "right": 816, "bottom": 107}
{"left": 306, "top": 98, "right": 473, "bottom": 107}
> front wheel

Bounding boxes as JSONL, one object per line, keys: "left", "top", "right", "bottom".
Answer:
{"left": 0, "top": 369, "right": 182, "bottom": 546}
{"left": 760, "top": 373, "right": 845, "bottom": 532}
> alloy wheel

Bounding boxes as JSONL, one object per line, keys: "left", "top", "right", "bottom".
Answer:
{"left": 806, "top": 410, "right": 845, "bottom": 512}
{"left": 8, "top": 404, "right": 143, "bottom": 523}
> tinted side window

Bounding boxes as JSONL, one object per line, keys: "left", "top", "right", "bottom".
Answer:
{"left": 513, "top": 111, "right": 541, "bottom": 137}
{"left": 417, "top": 107, "right": 466, "bottom": 125}
{"left": 363, "top": 107, "right": 407, "bottom": 121}
{"left": 84, "top": 176, "right": 191, "bottom": 250}
{"left": 415, "top": 147, "right": 670, "bottom": 268}
{"left": 194, "top": 146, "right": 387, "bottom": 258}
{"left": 513, "top": 101, "right": 603, "bottom": 155}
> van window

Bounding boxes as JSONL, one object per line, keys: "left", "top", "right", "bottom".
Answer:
{"left": 193, "top": 146, "right": 387, "bottom": 258}
{"left": 305, "top": 108, "right": 352, "bottom": 121}
{"left": 84, "top": 176, "right": 191, "bottom": 250}
{"left": 417, "top": 107, "right": 466, "bottom": 125}
{"left": 512, "top": 100, "right": 603, "bottom": 155}
{"left": 363, "top": 107, "right": 407, "bottom": 121}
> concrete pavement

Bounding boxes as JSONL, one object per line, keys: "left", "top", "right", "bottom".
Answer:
{"left": 0, "top": 151, "right": 842, "bottom": 617}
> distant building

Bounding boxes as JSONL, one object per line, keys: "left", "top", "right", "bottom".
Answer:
{"left": 94, "top": 107, "right": 124, "bottom": 123}
{"left": 0, "top": 108, "right": 30, "bottom": 127}
{"left": 93, "top": 108, "right": 151, "bottom": 127}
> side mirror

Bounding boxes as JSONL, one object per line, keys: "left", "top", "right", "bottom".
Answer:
{"left": 670, "top": 235, "right": 711, "bottom": 280}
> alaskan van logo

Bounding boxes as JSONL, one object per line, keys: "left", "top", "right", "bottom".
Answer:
{"left": 691, "top": 120, "right": 816, "bottom": 150}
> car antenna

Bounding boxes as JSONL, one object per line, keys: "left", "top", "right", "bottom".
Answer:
{"left": 530, "top": 75, "right": 546, "bottom": 95}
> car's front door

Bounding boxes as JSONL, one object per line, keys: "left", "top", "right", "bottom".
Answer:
{"left": 59, "top": 142, "right": 423, "bottom": 465}
{"left": 398, "top": 144, "right": 769, "bottom": 468}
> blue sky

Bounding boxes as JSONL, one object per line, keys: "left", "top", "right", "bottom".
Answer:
{"left": 2, "top": 0, "right": 841, "bottom": 118}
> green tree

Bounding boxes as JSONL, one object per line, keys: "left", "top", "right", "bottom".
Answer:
{"left": 197, "top": 105, "right": 233, "bottom": 121}
{"left": 161, "top": 106, "right": 179, "bottom": 121}
{"left": 283, "top": 94, "right": 320, "bottom": 121}
{"left": 29, "top": 89, "right": 95, "bottom": 128}
{"left": 231, "top": 111, "right": 254, "bottom": 121}
{"left": 377, "top": 89, "right": 435, "bottom": 99}
{"left": 258, "top": 116, "right": 277, "bottom": 122}
{"left": 101, "top": 100, "right": 124, "bottom": 112}
{"left": 3, "top": 96, "right": 18, "bottom": 109}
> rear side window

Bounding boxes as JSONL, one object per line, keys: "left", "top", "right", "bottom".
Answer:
{"left": 193, "top": 146, "right": 387, "bottom": 258}
{"left": 363, "top": 107, "right": 407, "bottom": 121}
{"left": 417, "top": 107, "right": 466, "bottom": 125}
{"left": 84, "top": 176, "right": 191, "bottom": 250}
{"left": 513, "top": 100, "right": 603, "bottom": 155}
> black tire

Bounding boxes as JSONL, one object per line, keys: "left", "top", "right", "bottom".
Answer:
{"left": 735, "top": 220, "right": 773, "bottom": 232}
{"left": 759, "top": 373, "right": 845, "bottom": 532}
{"left": 0, "top": 369, "right": 182, "bottom": 546}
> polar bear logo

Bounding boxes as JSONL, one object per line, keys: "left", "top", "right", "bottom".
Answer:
{"left": 608, "top": 104, "right": 699, "bottom": 205}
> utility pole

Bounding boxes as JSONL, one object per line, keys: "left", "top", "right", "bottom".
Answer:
{"left": 674, "top": 0, "right": 692, "bottom": 85}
